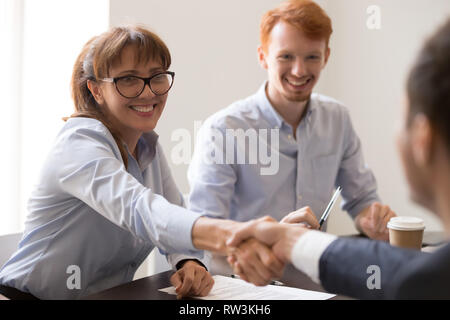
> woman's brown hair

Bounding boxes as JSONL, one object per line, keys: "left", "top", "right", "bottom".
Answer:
{"left": 66, "top": 25, "right": 171, "bottom": 168}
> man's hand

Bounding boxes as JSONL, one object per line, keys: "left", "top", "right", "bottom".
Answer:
{"left": 170, "top": 260, "right": 214, "bottom": 299}
{"left": 227, "top": 216, "right": 310, "bottom": 263}
{"left": 355, "top": 203, "right": 397, "bottom": 241}
{"left": 191, "top": 216, "right": 283, "bottom": 287}
{"left": 280, "top": 206, "right": 320, "bottom": 229}
{"left": 226, "top": 238, "right": 285, "bottom": 286}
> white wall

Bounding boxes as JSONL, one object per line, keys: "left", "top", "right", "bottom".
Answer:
{"left": 316, "top": 0, "right": 449, "bottom": 235}
{"left": 0, "top": 0, "right": 24, "bottom": 235}
{"left": 109, "top": 0, "right": 449, "bottom": 275}
{"left": 0, "top": 0, "right": 109, "bottom": 236}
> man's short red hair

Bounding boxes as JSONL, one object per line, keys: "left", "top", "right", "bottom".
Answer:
{"left": 260, "top": 0, "right": 333, "bottom": 52}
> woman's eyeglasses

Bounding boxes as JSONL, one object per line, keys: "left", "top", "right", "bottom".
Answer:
{"left": 101, "top": 71, "right": 175, "bottom": 98}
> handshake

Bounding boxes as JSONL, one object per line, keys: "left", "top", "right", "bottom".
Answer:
{"left": 172, "top": 203, "right": 394, "bottom": 298}
{"left": 192, "top": 202, "right": 395, "bottom": 287}
{"left": 225, "top": 215, "right": 312, "bottom": 286}
{"left": 192, "top": 206, "right": 323, "bottom": 286}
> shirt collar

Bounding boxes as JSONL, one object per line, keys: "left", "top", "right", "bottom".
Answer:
{"left": 139, "top": 131, "right": 159, "bottom": 168}
{"left": 256, "top": 81, "right": 316, "bottom": 128}
{"left": 125, "top": 131, "right": 159, "bottom": 170}
{"left": 256, "top": 81, "right": 284, "bottom": 128}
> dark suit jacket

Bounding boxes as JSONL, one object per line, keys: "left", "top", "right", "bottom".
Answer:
{"left": 319, "top": 237, "right": 450, "bottom": 299}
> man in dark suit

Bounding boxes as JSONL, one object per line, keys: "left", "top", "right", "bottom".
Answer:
{"left": 226, "top": 18, "right": 450, "bottom": 299}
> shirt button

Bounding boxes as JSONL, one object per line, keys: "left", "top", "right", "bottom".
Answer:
{"left": 131, "top": 262, "right": 137, "bottom": 268}
{"left": 298, "top": 195, "right": 302, "bottom": 201}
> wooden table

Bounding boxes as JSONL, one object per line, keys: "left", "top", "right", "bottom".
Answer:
{"left": 85, "top": 263, "right": 349, "bottom": 300}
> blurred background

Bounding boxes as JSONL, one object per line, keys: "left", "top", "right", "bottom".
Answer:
{"left": 1, "top": 0, "right": 449, "bottom": 279}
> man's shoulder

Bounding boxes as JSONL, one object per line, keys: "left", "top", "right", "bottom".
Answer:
{"left": 310, "top": 93, "right": 353, "bottom": 128}
{"left": 202, "top": 94, "right": 260, "bottom": 131}
{"left": 311, "top": 93, "right": 349, "bottom": 114}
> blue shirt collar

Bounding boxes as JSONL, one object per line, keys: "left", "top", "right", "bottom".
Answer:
{"left": 256, "top": 82, "right": 283, "bottom": 128}
{"left": 138, "top": 131, "right": 159, "bottom": 168}
{"left": 125, "top": 131, "right": 159, "bottom": 170}
{"left": 256, "top": 81, "right": 316, "bottom": 129}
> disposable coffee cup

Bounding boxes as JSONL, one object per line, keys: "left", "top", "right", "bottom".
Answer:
{"left": 387, "top": 217, "right": 425, "bottom": 250}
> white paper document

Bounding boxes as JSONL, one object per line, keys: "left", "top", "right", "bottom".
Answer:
{"left": 159, "top": 275, "right": 335, "bottom": 300}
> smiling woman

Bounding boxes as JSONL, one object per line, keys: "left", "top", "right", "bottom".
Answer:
{"left": 0, "top": 25, "right": 217, "bottom": 300}
{"left": 67, "top": 27, "right": 173, "bottom": 168}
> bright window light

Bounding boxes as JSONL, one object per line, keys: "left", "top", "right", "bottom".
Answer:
{"left": 0, "top": 0, "right": 109, "bottom": 235}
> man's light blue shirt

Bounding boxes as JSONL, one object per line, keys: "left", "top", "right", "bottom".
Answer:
{"left": 0, "top": 118, "right": 205, "bottom": 299}
{"left": 188, "top": 82, "right": 380, "bottom": 224}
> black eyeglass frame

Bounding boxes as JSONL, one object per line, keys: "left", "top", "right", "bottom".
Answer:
{"left": 101, "top": 71, "right": 175, "bottom": 98}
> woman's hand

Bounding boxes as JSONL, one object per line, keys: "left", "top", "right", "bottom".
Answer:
{"left": 170, "top": 260, "right": 215, "bottom": 299}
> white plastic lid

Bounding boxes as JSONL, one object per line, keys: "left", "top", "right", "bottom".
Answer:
{"left": 387, "top": 216, "right": 425, "bottom": 231}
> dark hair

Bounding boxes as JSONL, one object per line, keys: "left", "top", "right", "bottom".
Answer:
{"left": 66, "top": 25, "right": 171, "bottom": 168}
{"left": 407, "top": 18, "right": 450, "bottom": 151}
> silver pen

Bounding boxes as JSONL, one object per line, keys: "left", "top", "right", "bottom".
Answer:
{"left": 318, "top": 186, "right": 342, "bottom": 230}
{"left": 230, "top": 274, "right": 284, "bottom": 286}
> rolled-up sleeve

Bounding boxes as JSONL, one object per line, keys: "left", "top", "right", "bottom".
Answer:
{"left": 336, "top": 110, "right": 381, "bottom": 218}
{"left": 56, "top": 126, "right": 203, "bottom": 257}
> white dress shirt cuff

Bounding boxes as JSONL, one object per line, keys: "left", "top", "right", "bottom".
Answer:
{"left": 290, "top": 231, "right": 338, "bottom": 284}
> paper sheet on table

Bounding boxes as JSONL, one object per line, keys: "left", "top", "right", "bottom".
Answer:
{"left": 159, "top": 275, "right": 335, "bottom": 300}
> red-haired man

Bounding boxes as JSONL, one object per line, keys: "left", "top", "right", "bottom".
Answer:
{"left": 188, "top": 0, "right": 396, "bottom": 277}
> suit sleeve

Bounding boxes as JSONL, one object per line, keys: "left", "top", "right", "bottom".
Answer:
{"left": 391, "top": 244, "right": 450, "bottom": 299}
{"left": 319, "top": 237, "right": 428, "bottom": 299}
